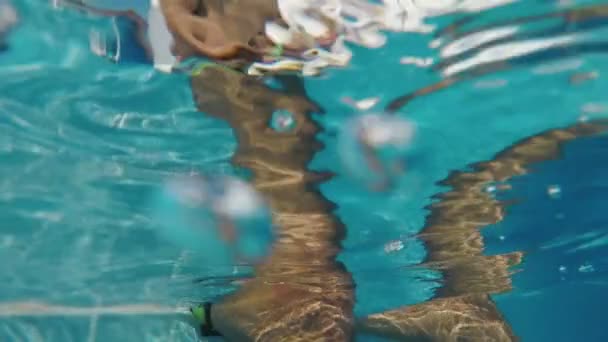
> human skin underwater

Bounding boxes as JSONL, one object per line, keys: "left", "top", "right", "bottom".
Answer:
{"left": 189, "top": 65, "right": 354, "bottom": 340}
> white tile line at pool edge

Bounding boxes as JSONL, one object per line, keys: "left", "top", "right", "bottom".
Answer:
{"left": 0, "top": 302, "right": 187, "bottom": 317}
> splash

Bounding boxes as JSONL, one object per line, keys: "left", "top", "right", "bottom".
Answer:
{"left": 250, "top": 0, "right": 515, "bottom": 76}
{"left": 51, "top": 0, "right": 515, "bottom": 75}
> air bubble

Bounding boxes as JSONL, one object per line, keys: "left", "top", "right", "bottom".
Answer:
{"left": 547, "top": 185, "right": 562, "bottom": 199}
{"left": 384, "top": 240, "right": 404, "bottom": 253}
{"left": 341, "top": 96, "right": 379, "bottom": 111}
{"left": 270, "top": 109, "right": 296, "bottom": 133}
{"left": 337, "top": 113, "right": 415, "bottom": 191}
{"left": 578, "top": 263, "right": 595, "bottom": 273}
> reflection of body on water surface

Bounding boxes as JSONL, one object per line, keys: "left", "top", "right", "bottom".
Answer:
{"left": 387, "top": 4, "right": 608, "bottom": 113}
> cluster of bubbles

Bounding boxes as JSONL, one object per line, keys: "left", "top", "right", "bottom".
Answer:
{"left": 250, "top": 0, "right": 515, "bottom": 76}
{"left": 383, "top": 239, "right": 405, "bottom": 253}
{"left": 149, "top": 173, "right": 274, "bottom": 267}
{"left": 337, "top": 112, "right": 416, "bottom": 191}
{"left": 547, "top": 184, "right": 562, "bottom": 199}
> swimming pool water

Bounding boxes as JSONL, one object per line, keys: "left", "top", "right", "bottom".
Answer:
{"left": 1, "top": 0, "right": 607, "bottom": 341}
{"left": 486, "top": 134, "right": 608, "bottom": 341}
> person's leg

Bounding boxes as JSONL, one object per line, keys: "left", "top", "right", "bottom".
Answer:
{"left": 188, "top": 62, "right": 355, "bottom": 341}
{"left": 356, "top": 294, "right": 516, "bottom": 341}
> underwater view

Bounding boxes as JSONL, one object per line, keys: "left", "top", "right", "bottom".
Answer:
{"left": 1, "top": 0, "right": 607, "bottom": 341}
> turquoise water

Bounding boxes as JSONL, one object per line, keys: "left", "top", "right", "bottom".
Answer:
{"left": 487, "top": 133, "right": 608, "bottom": 341}
{"left": 1, "top": 0, "right": 608, "bottom": 340}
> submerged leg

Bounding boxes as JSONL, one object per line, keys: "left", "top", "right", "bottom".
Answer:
{"left": 189, "top": 65, "right": 354, "bottom": 341}
{"left": 358, "top": 294, "right": 514, "bottom": 342}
